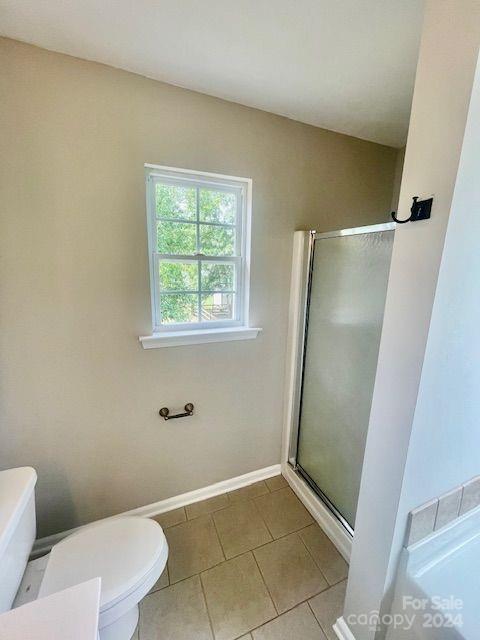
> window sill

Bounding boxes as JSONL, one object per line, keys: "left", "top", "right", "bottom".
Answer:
{"left": 139, "top": 326, "right": 262, "bottom": 349}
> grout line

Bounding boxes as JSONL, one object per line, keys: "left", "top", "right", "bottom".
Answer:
{"left": 198, "top": 573, "right": 216, "bottom": 640}
{"left": 173, "top": 476, "right": 286, "bottom": 522}
{"left": 266, "top": 482, "right": 289, "bottom": 494}
{"left": 306, "top": 599, "right": 327, "bottom": 635}
{"left": 147, "top": 567, "right": 170, "bottom": 595}
{"left": 162, "top": 475, "right": 287, "bottom": 524}
{"left": 297, "top": 528, "right": 330, "bottom": 586}
{"left": 197, "top": 497, "right": 316, "bottom": 563}
{"left": 168, "top": 555, "right": 227, "bottom": 586}
{"left": 249, "top": 532, "right": 335, "bottom": 621}
{"left": 226, "top": 481, "right": 271, "bottom": 503}
{"left": 167, "top": 494, "right": 314, "bottom": 540}
{"left": 308, "top": 595, "right": 339, "bottom": 639}
{"left": 232, "top": 632, "right": 254, "bottom": 639}
{"left": 165, "top": 506, "right": 322, "bottom": 577}
{"left": 251, "top": 549, "right": 280, "bottom": 617}
{"left": 280, "top": 532, "right": 331, "bottom": 603}
{"left": 152, "top": 493, "right": 341, "bottom": 615}
{"left": 238, "top": 594, "right": 338, "bottom": 639}
{"left": 145, "top": 568, "right": 210, "bottom": 594}
{"left": 153, "top": 506, "right": 188, "bottom": 529}
{"left": 202, "top": 551, "right": 278, "bottom": 640}
{"left": 297, "top": 526, "right": 350, "bottom": 585}
{"left": 259, "top": 585, "right": 334, "bottom": 625}
{"left": 185, "top": 499, "right": 232, "bottom": 521}
{"left": 251, "top": 495, "right": 275, "bottom": 539}
{"left": 251, "top": 485, "right": 308, "bottom": 540}
{"left": 210, "top": 512, "right": 227, "bottom": 561}
{"left": 142, "top": 542, "right": 344, "bottom": 637}
{"left": 240, "top": 519, "right": 318, "bottom": 556}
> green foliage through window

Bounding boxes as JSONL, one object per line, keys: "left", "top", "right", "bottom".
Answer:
{"left": 200, "top": 225, "right": 235, "bottom": 256}
{"left": 157, "top": 221, "right": 196, "bottom": 254}
{"left": 201, "top": 263, "right": 234, "bottom": 291}
{"left": 156, "top": 184, "right": 196, "bottom": 220}
{"left": 154, "top": 181, "right": 240, "bottom": 325}
{"left": 200, "top": 189, "right": 236, "bottom": 224}
{"left": 161, "top": 293, "right": 198, "bottom": 324}
{"left": 159, "top": 262, "right": 198, "bottom": 291}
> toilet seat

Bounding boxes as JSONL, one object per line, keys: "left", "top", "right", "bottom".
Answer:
{"left": 38, "top": 517, "right": 168, "bottom": 630}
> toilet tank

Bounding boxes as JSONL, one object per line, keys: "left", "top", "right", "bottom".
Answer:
{"left": 0, "top": 467, "right": 37, "bottom": 613}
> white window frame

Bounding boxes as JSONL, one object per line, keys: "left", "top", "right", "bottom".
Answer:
{"left": 140, "top": 164, "right": 260, "bottom": 348}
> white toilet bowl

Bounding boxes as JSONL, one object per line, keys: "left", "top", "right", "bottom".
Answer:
{"left": 0, "top": 467, "right": 168, "bottom": 640}
{"left": 38, "top": 516, "right": 168, "bottom": 640}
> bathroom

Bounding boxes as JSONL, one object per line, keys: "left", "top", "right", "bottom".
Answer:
{"left": 1, "top": 1, "right": 480, "bottom": 639}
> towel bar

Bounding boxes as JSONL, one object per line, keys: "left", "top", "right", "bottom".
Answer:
{"left": 159, "top": 403, "right": 194, "bottom": 420}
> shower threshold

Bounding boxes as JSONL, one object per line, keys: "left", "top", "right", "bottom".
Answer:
{"left": 293, "top": 463, "right": 354, "bottom": 537}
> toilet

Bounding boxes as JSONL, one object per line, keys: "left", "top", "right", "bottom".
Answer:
{"left": 0, "top": 467, "right": 168, "bottom": 640}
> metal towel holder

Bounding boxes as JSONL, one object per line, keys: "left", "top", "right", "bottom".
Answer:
{"left": 159, "top": 403, "right": 194, "bottom": 420}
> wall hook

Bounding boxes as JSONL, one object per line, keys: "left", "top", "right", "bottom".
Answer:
{"left": 391, "top": 196, "right": 433, "bottom": 224}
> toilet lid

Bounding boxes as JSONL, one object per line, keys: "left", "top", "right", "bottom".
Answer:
{"left": 38, "top": 517, "right": 166, "bottom": 611}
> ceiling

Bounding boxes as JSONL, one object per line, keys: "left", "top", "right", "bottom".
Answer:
{"left": 0, "top": 0, "right": 424, "bottom": 147}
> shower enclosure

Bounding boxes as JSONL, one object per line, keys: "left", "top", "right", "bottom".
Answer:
{"left": 288, "top": 224, "right": 394, "bottom": 535}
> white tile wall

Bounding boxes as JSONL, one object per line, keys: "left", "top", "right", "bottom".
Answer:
{"left": 405, "top": 475, "right": 480, "bottom": 546}
{"left": 459, "top": 476, "right": 480, "bottom": 516}
{"left": 406, "top": 499, "right": 438, "bottom": 546}
{"left": 434, "top": 487, "right": 462, "bottom": 530}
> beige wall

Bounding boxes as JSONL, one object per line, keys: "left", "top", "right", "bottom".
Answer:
{"left": 0, "top": 38, "right": 397, "bottom": 538}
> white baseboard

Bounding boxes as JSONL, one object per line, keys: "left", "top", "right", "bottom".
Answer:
{"left": 333, "top": 616, "right": 356, "bottom": 640}
{"left": 282, "top": 463, "right": 352, "bottom": 562}
{"left": 32, "top": 463, "right": 281, "bottom": 558}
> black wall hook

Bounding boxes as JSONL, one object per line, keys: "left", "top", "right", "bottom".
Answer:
{"left": 391, "top": 196, "right": 433, "bottom": 224}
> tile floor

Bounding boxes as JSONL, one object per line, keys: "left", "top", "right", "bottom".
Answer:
{"left": 134, "top": 476, "right": 348, "bottom": 640}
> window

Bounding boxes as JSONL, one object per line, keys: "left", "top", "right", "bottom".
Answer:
{"left": 141, "top": 165, "right": 259, "bottom": 348}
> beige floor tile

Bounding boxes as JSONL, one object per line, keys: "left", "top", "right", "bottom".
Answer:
{"left": 299, "top": 524, "right": 348, "bottom": 585}
{"left": 265, "top": 475, "right": 288, "bottom": 492}
{"left": 213, "top": 500, "right": 272, "bottom": 558}
{"left": 166, "top": 515, "right": 224, "bottom": 583}
{"left": 186, "top": 494, "right": 230, "bottom": 519}
{"left": 201, "top": 552, "right": 276, "bottom": 640}
{"left": 237, "top": 636, "right": 252, "bottom": 639}
{"left": 140, "top": 575, "right": 213, "bottom": 640}
{"left": 254, "top": 533, "right": 327, "bottom": 614}
{"left": 252, "top": 603, "right": 327, "bottom": 640}
{"left": 151, "top": 507, "right": 186, "bottom": 529}
{"left": 131, "top": 626, "right": 139, "bottom": 640}
{"left": 227, "top": 481, "right": 269, "bottom": 503}
{"left": 254, "top": 488, "right": 313, "bottom": 538}
{"left": 309, "top": 581, "right": 347, "bottom": 640}
{"left": 148, "top": 566, "right": 169, "bottom": 594}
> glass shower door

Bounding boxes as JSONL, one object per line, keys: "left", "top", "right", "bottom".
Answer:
{"left": 295, "top": 224, "right": 394, "bottom": 530}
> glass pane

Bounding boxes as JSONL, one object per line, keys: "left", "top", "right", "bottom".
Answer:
{"left": 156, "top": 183, "right": 196, "bottom": 220}
{"left": 157, "top": 221, "right": 196, "bottom": 254}
{"left": 297, "top": 230, "right": 394, "bottom": 528}
{"left": 160, "top": 293, "right": 198, "bottom": 324}
{"left": 200, "top": 225, "right": 235, "bottom": 256}
{"left": 201, "top": 263, "right": 235, "bottom": 291}
{"left": 201, "top": 293, "right": 234, "bottom": 321}
{"left": 159, "top": 261, "right": 198, "bottom": 292}
{"left": 199, "top": 189, "right": 236, "bottom": 225}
